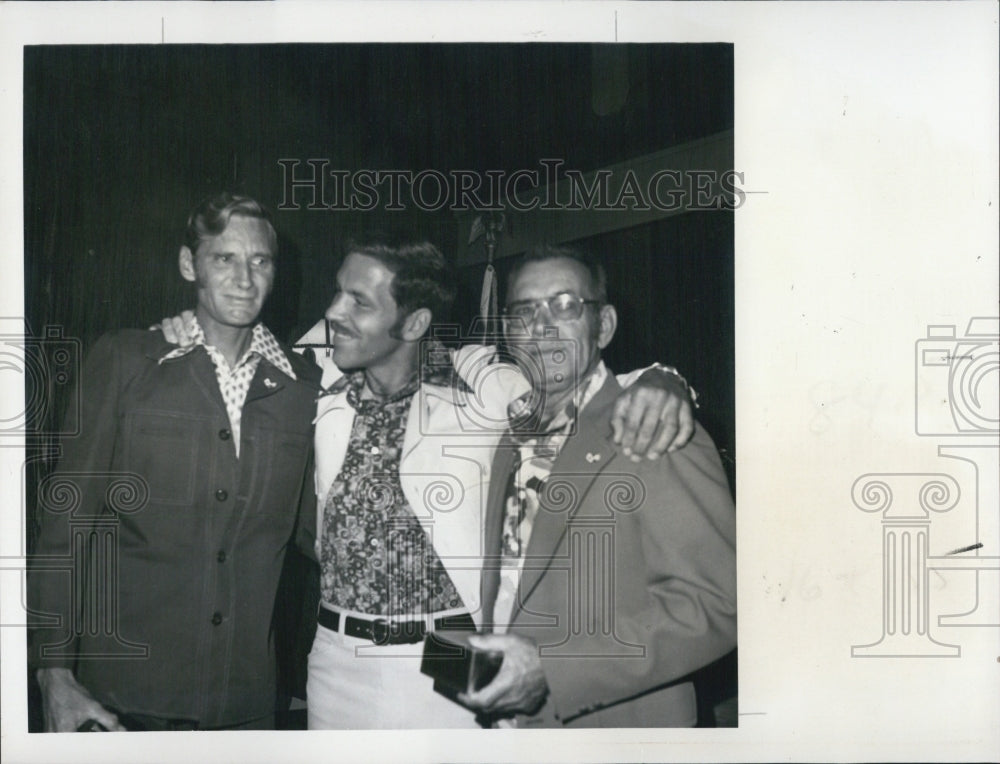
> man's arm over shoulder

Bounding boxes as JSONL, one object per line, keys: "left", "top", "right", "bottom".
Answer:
{"left": 451, "top": 347, "right": 696, "bottom": 455}
{"left": 451, "top": 344, "right": 529, "bottom": 399}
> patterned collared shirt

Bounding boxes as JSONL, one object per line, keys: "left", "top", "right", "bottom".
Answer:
{"left": 319, "top": 370, "right": 464, "bottom": 616}
{"left": 160, "top": 317, "right": 296, "bottom": 456}
{"left": 493, "top": 361, "right": 609, "bottom": 632}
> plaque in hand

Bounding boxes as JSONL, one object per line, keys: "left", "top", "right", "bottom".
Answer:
{"left": 420, "top": 630, "right": 503, "bottom": 695}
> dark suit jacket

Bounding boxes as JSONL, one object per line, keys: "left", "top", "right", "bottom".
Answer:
{"left": 482, "top": 374, "right": 736, "bottom": 727}
{"left": 29, "top": 329, "right": 320, "bottom": 727}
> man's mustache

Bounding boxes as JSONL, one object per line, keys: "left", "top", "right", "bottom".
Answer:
{"left": 326, "top": 320, "right": 357, "bottom": 339}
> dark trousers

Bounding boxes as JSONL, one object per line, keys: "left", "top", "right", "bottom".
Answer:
{"left": 109, "top": 709, "right": 276, "bottom": 731}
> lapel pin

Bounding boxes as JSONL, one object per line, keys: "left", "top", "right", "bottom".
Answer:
{"left": 585, "top": 452, "right": 601, "bottom": 464}
{"left": 263, "top": 378, "right": 277, "bottom": 389}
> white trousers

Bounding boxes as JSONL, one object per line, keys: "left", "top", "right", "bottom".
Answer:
{"left": 306, "top": 623, "right": 481, "bottom": 729}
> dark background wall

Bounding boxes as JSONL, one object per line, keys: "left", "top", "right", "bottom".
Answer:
{"left": 23, "top": 41, "right": 736, "bottom": 730}
{"left": 24, "top": 42, "right": 734, "bottom": 485}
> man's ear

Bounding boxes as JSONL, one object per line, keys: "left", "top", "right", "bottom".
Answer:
{"left": 597, "top": 304, "right": 617, "bottom": 350}
{"left": 178, "top": 246, "right": 197, "bottom": 283}
{"left": 399, "top": 307, "right": 432, "bottom": 342}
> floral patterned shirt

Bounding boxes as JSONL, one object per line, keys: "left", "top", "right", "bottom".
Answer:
{"left": 493, "top": 361, "right": 609, "bottom": 631}
{"left": 318, "top": 371, "right": 464, "bottom": 616}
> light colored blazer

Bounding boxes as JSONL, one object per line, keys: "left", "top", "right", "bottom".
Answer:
{"left": 482, "top": 374, "right": 737, "bottom": 727}
{"left": 295, "top": 320, "right": 655, "bottom": 629}
{"left": 300, "top": 323, "right": 527, "bottom": 626}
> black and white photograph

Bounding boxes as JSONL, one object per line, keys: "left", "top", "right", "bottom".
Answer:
{"left": 1, "top": 3, "right": 996, "bottom": 763}
{"left": 20, "top": 41, "right": 737, "bottom": 734}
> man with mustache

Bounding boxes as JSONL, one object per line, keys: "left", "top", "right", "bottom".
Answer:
{"left": 159, "top": 232, "right": 696, "bottom": 728}
{"left": 298, "top": 234, "right": 697, "bottom": 728}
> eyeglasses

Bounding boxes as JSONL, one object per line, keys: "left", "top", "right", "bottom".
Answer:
{"left": 502, "top": 292, "right": 601, "bottom": 328}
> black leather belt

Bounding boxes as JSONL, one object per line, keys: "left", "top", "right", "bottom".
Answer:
{"left": 318, "top": 607, "right": 475, "bottom": 645}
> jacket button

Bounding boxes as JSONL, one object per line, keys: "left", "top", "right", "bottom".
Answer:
{"left": 215, "top": 489, "right": 228, "bottom": 501}
{"left": 217, "top": 550, "right": 226, "bottom": 563}
{"left": 219, "top": 429, "right": 231, "bottom": 441}
{"left": 211, "top": 612, "right": 223, "bottom": 626}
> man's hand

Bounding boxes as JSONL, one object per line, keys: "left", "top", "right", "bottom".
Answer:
{"left": 36, "top": 667, "right": 125, "bottom": 732}
{"left": 611, "top": 367, "right": 695, "bottom": 460}
{"left": 152, "top": 309, "right": 196, "bottom": 346}
{"left": 457, "top": 633, "right": 548, "bottom": 718}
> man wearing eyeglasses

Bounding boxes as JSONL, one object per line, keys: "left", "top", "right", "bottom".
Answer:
{"left": 155, "top": 233, "right": 699, "bottom": 729}
{"left": 295, "top": 235, "right": 705, "bottom": 729}
{"left": 457, "top": 244, "right": 737, "bottom": 728}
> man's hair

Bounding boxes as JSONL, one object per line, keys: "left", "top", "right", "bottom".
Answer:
{"left": 184, "top": 192, "right": 277, "bottom": 254}
{"left": 507, "top": 243, "right": 608, "bottom": 304}
{"left": 344, "top": 233, "right": 456, "bottom": 323}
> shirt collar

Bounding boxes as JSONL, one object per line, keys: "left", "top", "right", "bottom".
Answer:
{"left": 159, "top": 316, "right": 297, "bottom": 381}
{"left": 343, "top": 369, "right": 421, "bottom": 410}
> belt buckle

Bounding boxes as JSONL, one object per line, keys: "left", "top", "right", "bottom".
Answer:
{"left": 370, "top": 617, "right": 390, "bottom": 645}
{"left": 370, "top": 616, "right": 425, "bottom": 645}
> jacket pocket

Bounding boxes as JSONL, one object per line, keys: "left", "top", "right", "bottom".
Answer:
{"left": 243, "top": 428, "right": 311, "bottom": 528}
{"left": 121, "top": 411, "right": 204, "bottom": 506}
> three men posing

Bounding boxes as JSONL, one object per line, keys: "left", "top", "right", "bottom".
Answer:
{"left": 30, "top": 193, "right": 733, "bottom": 731}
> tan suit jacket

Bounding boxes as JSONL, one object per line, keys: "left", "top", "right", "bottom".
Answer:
{"left": 482, "top": 374, "right": 737, "bottom": 727}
